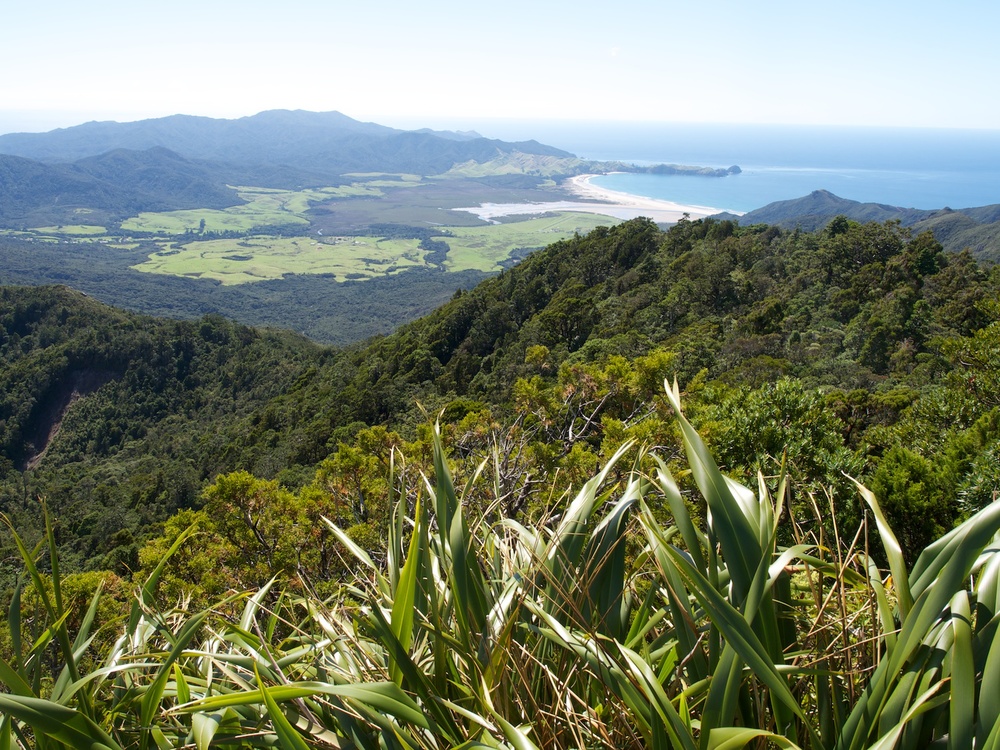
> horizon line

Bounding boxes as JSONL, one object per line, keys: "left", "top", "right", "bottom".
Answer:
{"left": 2, "top": 108, "right": 1000, "bottom": 137}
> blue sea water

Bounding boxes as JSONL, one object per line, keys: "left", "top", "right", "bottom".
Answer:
{"left": 466, "top": 120, "right": 1000, "bottom": 214}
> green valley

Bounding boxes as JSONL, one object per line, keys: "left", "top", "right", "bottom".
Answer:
{"left": 130, "top": 211, "right": 615, "bottom": 283}
{"left": 0, "top": 149, "right": 624, "bottom": 318}
{"left": 435, "top": 211, "right": 614, "bottom": 271}
{"left": 0, "top": 110, "right": 751, "bottom": 342}
{"left": 135, "top": 235, "right": 427, "bottom": 284}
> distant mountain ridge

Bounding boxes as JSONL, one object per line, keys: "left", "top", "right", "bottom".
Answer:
{"left": 722, "top": 190, "right": 1000, "bottom": 260}
{"left": 0, "top": 110, "right": 581, "bottom": 226}
{"left": 0, "top": 109, "right": 572, "bottom": 176}
{"left": 0, "top": 148, "right": 241, "bottom": 225}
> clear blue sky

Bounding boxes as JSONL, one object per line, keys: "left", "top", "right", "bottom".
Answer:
{"left": 2, "top": 0, "right": 997, "bottom": 134}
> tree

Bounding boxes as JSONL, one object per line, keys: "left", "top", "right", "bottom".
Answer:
{"left": 870, "top": 446, "right": 954, "bottom": 565}
{"left": 697, "top": 378, "right": 862, "bottom": 502}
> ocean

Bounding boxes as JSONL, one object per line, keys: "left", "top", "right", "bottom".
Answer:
{"left": 466, "top": 120, "right": 1000, "bottom": 214}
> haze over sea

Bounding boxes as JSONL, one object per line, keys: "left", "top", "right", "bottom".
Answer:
{"left": 476, "top": 121, "right": 1000, "bottom": 215}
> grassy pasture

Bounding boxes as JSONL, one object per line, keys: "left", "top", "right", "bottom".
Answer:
{"left": 121, "top": 205, "right": 304, "bottom": 235}
{"left": 133, "top": 234, "right": 426, "bottom": 285}
{"left": 306, "top": 176, "right": 575, "bottom": 233}
{"left": 442, "top": 152, "right": 584, "bottom": 178}
{"left": 120, "top": 185, "right": 385, "bottom": 235}
{"left": 132, "top": 212, "right": 617, "bottom": 283}
{"left": 439, "top": 212, "right": 616, "bottom": 271}
{"left": 78, "top": 176, "right": 622, "bottom": 284}
{"left": 31, "top": 224, "right": 107, "bottom": 235}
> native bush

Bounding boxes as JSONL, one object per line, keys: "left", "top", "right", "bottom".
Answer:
{"left": 1, "top": 385, "right": 999, "bottom": 749}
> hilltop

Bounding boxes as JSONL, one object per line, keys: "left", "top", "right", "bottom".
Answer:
{"left": 726, "top": 189, "right": 1000, "bottom": 260}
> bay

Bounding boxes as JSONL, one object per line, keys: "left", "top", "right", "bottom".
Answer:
{"left": 591, "top": 166, "right": 1000, "bottom": 215}
{"left": 577, "top": 123, "right": 1000, "bottom": 213}
{"left": 455, "top": 119, "right": 1000, "bottom": 213}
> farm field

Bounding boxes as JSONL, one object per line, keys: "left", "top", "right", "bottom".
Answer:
{"left": 118, "top": 184, "right": 386, "bottom": 234}
{"left": 31, "top": 224, "right": 107, "bottom": 235}
{"left": 438, "top": 212, "right": 616, "bottom": 271}
{"left": 133, "top": 235, "right": 426, "bottom": 284}
{"left": 131, "top": 212, "right": 616, "bottom": 284}
{"left": 11, "top": 171, "right": 624, "bottom": 288}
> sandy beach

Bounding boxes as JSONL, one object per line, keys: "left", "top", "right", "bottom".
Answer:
{"left": 564, "top": 174, "right": 730, "bottom": 222}
{"left": 453, "top": 175, "right": 730, "bottom": 224}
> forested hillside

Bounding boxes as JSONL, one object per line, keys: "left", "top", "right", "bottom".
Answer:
{"left": 0, "top": 288, "right": 328, "bottom": 576}
{"left": 2, "top": 215, "right": 998, "bottom": 589}
{"left": 0, "top": 148, "right": 249, "bottom": 226}
{"left": 2, "top": 215, "right": 1000, "bottom": 748}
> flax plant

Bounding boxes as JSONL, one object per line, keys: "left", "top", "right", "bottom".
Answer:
{"left": 2, "top": 384, "right": 1000, "bottom": 749}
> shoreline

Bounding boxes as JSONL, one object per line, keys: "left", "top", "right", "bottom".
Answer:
{"left": 564, "top": 174, "right": 734, "bottom": 221}
{"left": 452, "top": 174, "right": 738, "bottom": 224}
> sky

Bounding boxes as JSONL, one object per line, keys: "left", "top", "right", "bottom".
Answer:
{"left": 2, "top": 0, "right": 998, "bottom": 135}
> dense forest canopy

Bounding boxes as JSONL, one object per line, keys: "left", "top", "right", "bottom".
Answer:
{"left": 1, "top": 213, "right": 999, "bottom": 748}
{"left": 0, "top": 215, "right": 997, "bottom": 588}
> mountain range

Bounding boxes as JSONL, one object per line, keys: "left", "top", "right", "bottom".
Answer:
{"left": 0, "top": 110, "right": 584, "bottom": 227}
{"left": 0, "top": 109, "right": 571, "bottom": 177}
{"left": 5, "top": 112, "right": 997, "bottom": 260}
{"left": 0, "top": 112, "right": 997, "bottom": 747}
